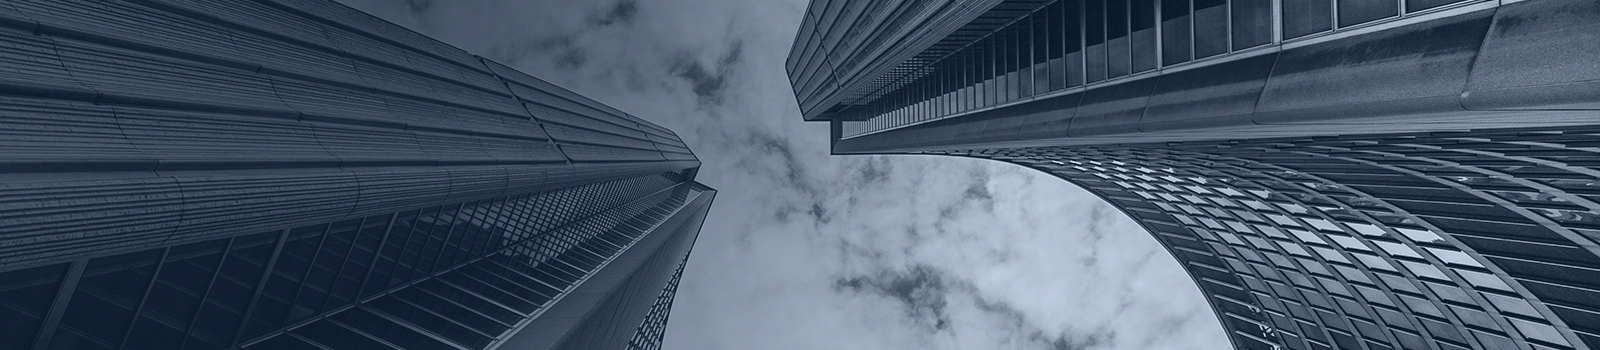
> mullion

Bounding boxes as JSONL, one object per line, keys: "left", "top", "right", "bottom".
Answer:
{"left": 274, "top": 223, "right": 335, "bottom": 328}
{"left": 112, "top": 247, "right": 171, "bottom": 350}
{"left": 228, "top": 229, "right": 290, "bottom": 348}
{"left": 173, "top": 238, "right": 235, "bottom": 350}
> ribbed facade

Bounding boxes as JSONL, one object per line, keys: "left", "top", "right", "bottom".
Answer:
{"left": 787, "top": 0, "right": 1600, "bottom": 349}
{"left": 0, "top": 0, "right": 709, "bottom": 349}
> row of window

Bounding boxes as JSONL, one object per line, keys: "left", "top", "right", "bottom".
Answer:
{"left": 953, "top": 145, "right": 1585, "bottom": 350}
{"left": 0, "top": 173, "right": 691, "bottom": 350}
{"left": 840, "top": 0, "right": 1487, "bottom": 138}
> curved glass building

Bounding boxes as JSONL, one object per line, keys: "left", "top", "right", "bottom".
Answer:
{"left": 788, "top": 0, "right": 1600, "bottom": 349}
{"left": 0, "top": 0, "right": 711, "bottom": 349}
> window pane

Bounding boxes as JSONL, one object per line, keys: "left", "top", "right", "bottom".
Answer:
{"left": 1107, "top": 0, "right": 1131, "bottom": 78}
{"left": 1131, "top": 0, "right": 1157, "bottom": 72}
{"left": 1194, "top": 0, "right": 1229, "bottom": 58}
{"left": 1161, "top": 0, "right": 1193, "bottom": 65}
{"left": 1032, "top": 11, "right": 1051, "bottom": 93}
{"left": 1, "top": 264, "right": 68, "bottom": 350}
{"left": 1046, "top": 1, "right": 1067, "bottom": 91}
{"left": 125, "top": 241, "right": 229, "bottom": 350}
{"left": 1338, "top": 0, "right": 1397, "bottom": 27}
{"left": 1283, "top": 0, "right": 1333, "bottom": 39}
{"left": 1408, "top": 0, "right": 1466, "bottom": 12}
{"left": 1232, "top": 0, "right": 1273, "bottom": 49}
{"left": 1085, "top": 0, "right": 1108, "bottom": 82}
{"left": 50, "top": 250, "right": 163, "bottom": 350}
{"left": 1063, "top": 0, "right": 1085, "bottom": 87}
{"left": 184, "top": 231, "right": 280, "bottom": 350}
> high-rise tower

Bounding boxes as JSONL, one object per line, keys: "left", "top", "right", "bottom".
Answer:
{"left": 0, "top": 1, "right": 711, "bottom": 350}
{"left": 788, "top": 0, "right": 1600, "bottom": 349}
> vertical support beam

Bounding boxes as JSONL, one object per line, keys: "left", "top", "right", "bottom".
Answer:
{"left": 115, "top": 247, "right": 173, "bottom": 349}
{"left": 176, "top": 237, "right": 237, "bottom": 350}
{"left": 356, "top": 214, "right": 400, "bottom": 298}
{"left": 29, "top": 261, "right": 86, "bottom": 350}
{"left": 229, "top": 229, "right": 291, "bottom": 348}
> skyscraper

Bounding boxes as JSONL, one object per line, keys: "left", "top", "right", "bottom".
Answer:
{"left": 788, "top": 0, "right": 1600, "bottom": 349}
{"left": 0, "top": 1, "right": 711, "bottom": 350}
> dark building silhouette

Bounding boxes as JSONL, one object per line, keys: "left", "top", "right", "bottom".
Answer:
{"left": 0, "top": 1, "right": 711, "bottom": 350}
{"left": 789, "top": 0, "right": 1600, "bottom": 349}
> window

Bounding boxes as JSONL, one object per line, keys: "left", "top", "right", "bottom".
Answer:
{"left": 1374, "top": 241, "right": 1422, "bottom": 259}
{"left": 1291, "top": 229, "right": 1325, "bottom": 244}
{"left": 1337, "top": 0, "right": 1398, "bottom": 27}
{"left": 1396, "top": 228, "right": 1444, "bottom": 244}
{"left": 1062, "top": 0, "right": 1085, "bottom": 87}
{"left": 1328, "top": 235, "right": 1369, "bottom": 251}
{"left": 52, "top": 250, "right": 164, "bottom": 350}
{"left": 1426, "top": 248, "right": 1482, "bottom": 268}
{"left": 1408, "top": 0, "right": 1468, "bottom": 13}
{"left": 1400, "top": 261, "right": 1448, "bottom": 281}
{"left": 1282, "top": 0, "right": 1333, "bottom": 39}
{"left": 1192, "top": 0, "right": 1229, "bottom": 58}
{"left": 1085, "top": 0, "right": 1108, "bottom": 82}
{"left": 1131, "top": 0, "right": 1157, "bottom": 72}
{"left": 1161, "top": 0, "right": 1193, "bottom": 65}
{"left": 1106, "top": 0, "right": 1131, "bottom": 78}
{"left": 1454, "top": 269, "right": 1511, "bottom": 292}
{"left": 1231, "top": 0, "right": 1273, "bottom": 49}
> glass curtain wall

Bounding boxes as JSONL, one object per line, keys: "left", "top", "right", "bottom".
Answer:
{"left": 840, "top": 0, "right": 1487, "bottom": 138}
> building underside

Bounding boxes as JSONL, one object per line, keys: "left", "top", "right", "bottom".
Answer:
{"left": 0, "top": 0, "right": 713, "bottom": 349}
{"left": 789, "top": 0, "right": 1600, "bottom": 349}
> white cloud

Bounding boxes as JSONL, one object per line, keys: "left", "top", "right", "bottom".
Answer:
{"left": 335, "top": 1, "right": 1231, "bottom": 349}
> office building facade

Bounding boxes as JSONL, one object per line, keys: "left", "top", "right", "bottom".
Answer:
{"left": 0, "top": 0, "right": 711, "bottom": 349}
{"left": 789, "top": 0, "right": 1600, "bottom": 349}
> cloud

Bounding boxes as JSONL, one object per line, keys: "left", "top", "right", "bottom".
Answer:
{"left": 589, "top": 0, "right": 639, "bottom": 26}
{"left": 334, "top": 1, "right": 1233, "bottom": 350}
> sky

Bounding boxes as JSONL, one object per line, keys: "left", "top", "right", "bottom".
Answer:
{"left": 335, "top": 1, "right": 1231, "bottom": 349}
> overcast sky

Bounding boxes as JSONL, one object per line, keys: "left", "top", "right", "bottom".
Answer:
{"left": 336, "top": 1, "right": 1230, "bottom": 349}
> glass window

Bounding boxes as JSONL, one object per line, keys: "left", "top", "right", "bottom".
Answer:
{"left": 1062, "top": 0, "right": 1085, "bottom": 87}
{"left": 1, "top": 264, "right": 68, "bottom": 350}
{"left": 1328, "top": 235, "right": 1369, "bottom": 251}
{"left": 1032, "top": 12, "right": 1051, "bottom": 94}
{"left": 1481, "top": 293, "right": 1539, "bottom": 318}
{"left": 50, "top": 250, "right": 163, "bottom": 350}
{"left": 1374, "top": 241, "right": 1422, "bottom": 259}
{"left": 1454, "top": 269, "right": 1512, "bottom": 292}
{"left": 1426, "top": 248, "right": 1482, "bottom": 268}
{"left": 1277, "top": 203, "right": 1311, "bottom": 214}
{"left": 1396, "top": 228, "right": 1444, "bottom": 244}
{"left": 1106, "top": 0, "right": 1131, "bottom": 78}
{"left": 1407, "top": 0, "right": 1466, "bottom": 13}
{"left": 1346, "top": 223, "right": 1387, "bottom": 237}
{"left": 1046, "top": 1, "right": 1067, "bottom": 91}
{"left": 1290, "top": 229, "right": 1325, "bottom": 244}
{"left": 1508, "top": 319, "right": 1572, "bottom": 346}
{"left": 1282, "top": 0, "right": 1333, "bottom": 39}
{"left": 1337, "top": 0, "right": 1398, "bottom": 27}
{"left": 1400, "top": 261, "right": 1448, "bottom": 281}
{"left": 1160, "top": 0, "right": 1193, "bottom": 65}
{"left": 1314, "top": 247, "right": 1351, "bottom": 264}
{"left": 1304, "top": 218, "right": 1341, "bottom": 232}
{"left": 244, "top": 225, "right": 329, "bottom": 339}
{"left": 125, "top": 241, "right": 229, "bottom": 350}
{"left": 185, "top": 231, "right": 280, "bottom": 350}
{"left": 1397, "top": 294, "right": 1441, "bottom": 317}
{"left": 1192, "top": 0, "right": 1228, "bottom": 58}
{"left": 1335, "top": 265, "right": 1373, "bottom": 284}
{"left": 1131, "top": 0, "right": 1157, "bottom": 72}
{"left": 1279, "top": 242, "right": 1312, "bottom": 257}
{"left": 1352, "top": 252, "right": 1396, "bottom": 271}
{"left": 1085, "top": 0, "right": 1108, "bottom": 82}
{"left": 1232, "top": 0, "right": 1273, "bottom": 49}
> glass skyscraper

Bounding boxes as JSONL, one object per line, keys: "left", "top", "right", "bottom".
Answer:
{"left": 788, "top": 0, "right": 1600, "bottom": 349}
{"left": 0, "top": 1, "right": 711, "bottom": 350}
